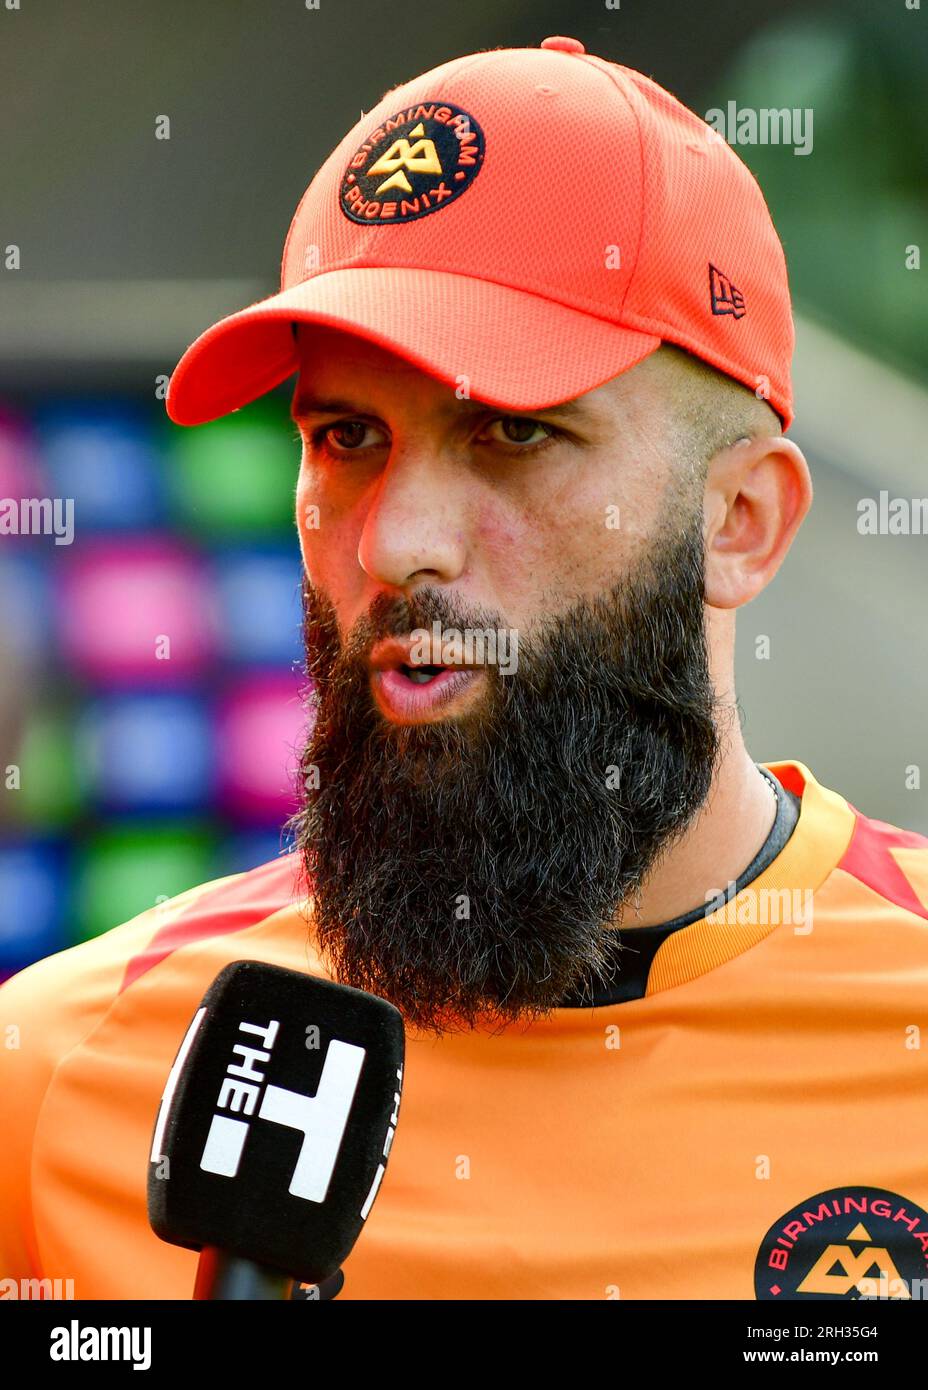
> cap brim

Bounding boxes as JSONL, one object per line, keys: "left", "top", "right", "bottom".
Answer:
{"left": 165, "top": 267, "right": 661, "bottom": 427}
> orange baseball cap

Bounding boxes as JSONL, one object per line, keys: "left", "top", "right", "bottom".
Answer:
{"left": 166, "top": 36, "right": 794, "bottom": 429}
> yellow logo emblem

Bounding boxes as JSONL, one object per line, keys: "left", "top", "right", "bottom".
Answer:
{"left": 366, "top": 124, "right": 443, "bottom": 196}
{"left": 797, "top": 1223, "right": 911, "bottom": 1298}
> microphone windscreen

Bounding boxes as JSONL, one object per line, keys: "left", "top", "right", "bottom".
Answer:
{"left": 148, "top": 960, "right": 405, "bottom": 1285}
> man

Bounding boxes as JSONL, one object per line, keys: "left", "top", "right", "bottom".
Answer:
{"left": 2, "top": 37, "right": 927, "bottom": 1302}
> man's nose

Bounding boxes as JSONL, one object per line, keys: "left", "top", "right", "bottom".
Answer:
{"left": 356, "top": 444, "right": 469, "bottom": 587}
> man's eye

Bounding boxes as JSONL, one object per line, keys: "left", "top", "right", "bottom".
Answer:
{"left": 484, "top": 417, "right": 554, "bottom": 449}
{"left": 298, "top": 414, "right": 383, "bottom": 453}
{"left": 313, "top": 419, "right": 384, "bottom": 452}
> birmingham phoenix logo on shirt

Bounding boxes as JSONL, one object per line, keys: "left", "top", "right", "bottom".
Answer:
{"left": 755, "top": 1186, "right": 928, "bottom": 1300}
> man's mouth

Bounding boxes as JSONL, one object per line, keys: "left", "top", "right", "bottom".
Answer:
{"left": 400, "top": 662, "right": 446, "bottom": 685}
{"left": 368, "top": 638, "right": 485, "bottom": 722}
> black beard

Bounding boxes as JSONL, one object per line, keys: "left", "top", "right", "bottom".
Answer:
{"left": 288, "top": 517, "right": 722, "bottom": 1037}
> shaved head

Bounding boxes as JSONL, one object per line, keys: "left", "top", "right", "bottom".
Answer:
{"left": 643, "top": 343, "right": 784, "bottom": 489}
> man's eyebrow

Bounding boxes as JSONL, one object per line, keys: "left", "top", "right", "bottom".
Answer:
{"left": 289, "top": 390, "right": 591, "bottom": 423}
{"left": 290, "top": 394, "right": 365, "bottom": 421}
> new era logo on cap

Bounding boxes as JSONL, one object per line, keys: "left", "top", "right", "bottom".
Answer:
{"left": 709, "top": 264, "right": 746, "bottom": 319}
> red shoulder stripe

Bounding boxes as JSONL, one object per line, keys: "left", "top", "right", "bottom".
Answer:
{"left": 118, "top": 853, "right": 305, "bottom": 995}
{"left": 837, "top": 811, "right": 928, "bottom": 920}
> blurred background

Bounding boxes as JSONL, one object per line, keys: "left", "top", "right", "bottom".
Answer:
{"left": 1, "top": 0, "right": 926, "bottom": 977}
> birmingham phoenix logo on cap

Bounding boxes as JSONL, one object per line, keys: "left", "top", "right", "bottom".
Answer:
{"left": 340, "top": 102, "right": 485, "bottom": 224}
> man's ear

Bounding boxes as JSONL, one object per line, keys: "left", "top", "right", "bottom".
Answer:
{"left": 702, "top": 435, "right": 813, "bottom": 610}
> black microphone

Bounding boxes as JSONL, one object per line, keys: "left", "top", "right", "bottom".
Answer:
{"left": 147, "top": 960, "right": 405, "bottom": 1299}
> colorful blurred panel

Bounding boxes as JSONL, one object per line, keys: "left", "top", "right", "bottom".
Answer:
{"left": 0, "top": 406, "right": 46, "bottom": 502}
{"left": 73, "top": 822, "right": 218, "bottom": 945}
{"left": 217, "top": 829, "right": 297, "bottom": 879}
{"left": 0, "top": 552, "right": 56, "bottom": 664}
{"left": 56, "top": 537, "right": 218, "bottom": 685}
{"left": 8, "top": 703, "right": 83, "bottom": 828}
{"left": 216, "top": 674, "right": 307, "bottom": 823}
{"left": 0, "top": 395, "right": 306, "bottom": 975}
{"left": 0, "top": 841, "right": 71, "bottom": 969}
{"left": 35, "top": 401, "right": 168, "bottom": 531}
{"left": 164, "top": 401, "right": 298, "bottom": 535}
{"left": 76, "top": 694, "right": 217, "bottom": 811}
{"left": 212, "top": 546, "right": 304, "bottom": 668}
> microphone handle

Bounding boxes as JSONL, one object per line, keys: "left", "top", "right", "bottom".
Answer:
{"left": 194, "top": 1247, "right": 294, "bottom": 1300}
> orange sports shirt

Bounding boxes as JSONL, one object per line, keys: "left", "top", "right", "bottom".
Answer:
{"left": 1, "top": 759, "right": 927, "bottom": 1300}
